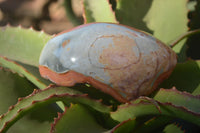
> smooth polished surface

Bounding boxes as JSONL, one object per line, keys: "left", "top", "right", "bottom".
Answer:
{"left": 39, "top": 23, "right": 177, "bottom": 102}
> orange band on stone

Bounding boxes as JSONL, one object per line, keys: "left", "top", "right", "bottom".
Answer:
{"left": 39, "top": 65, "right": 128, "bottom": 103}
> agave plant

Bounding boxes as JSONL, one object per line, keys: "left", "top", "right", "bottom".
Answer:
{"left": 0, "top": 0, "right": 200, "bottom": 133}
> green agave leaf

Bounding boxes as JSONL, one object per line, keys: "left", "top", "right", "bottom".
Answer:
{"left": 7, "top": 117, "right": 51, "bottom": 133}
{"left": 17, "top": 61, "right": 52, "bottom": 86}
{"left": 109, "top": 116, "right": 172, "bottom": 133}
{"left": 144, "top": 0, "right": 188, "bottom": 44}
{"left": 83, "top": 0, "right": 117, "bottom": 23}
{"left": 51, "top": 104, "right": 107, "bottom": 133}
{"left": 154, "top": 88, "right": 200, "bottom": 113}
{"left": 115, "top": 0, "right": 153, "bottom": 33}
{"left": 108, "top": 119, "right": 137, "bottom": 133}
{"left": 144, "top": 0, "right": 188, "bottom": 61}
{"left": 111, "top": 98, "right": 200, "bottom": 126}
{"left": 110, "top": 116, "right": 177, "bottom": 133}
{"left": 0, "top": 25, "right": 51, "bottom": 66}
{"left": 159, "top": 60, "right": 200, "bottom": 95}
{"left": 0, "top": 56, "right": 47, "bottom": 89}
{"left": 163, "top": 123, "right": 184, "bottom": 133}
{"left": 0, "top": 69, "right": 58, "bottom": 133}
{"left": 0, "top": 85, "right": 111, "bottom": 133}
{"left": 0, "top": 55, "right": 66, "bottom": 112}
{"left": 134, "top": 116, "right": 172, "bottom": 133}
{"left": 0, "top": 69, "right": 36, "bottom": 115}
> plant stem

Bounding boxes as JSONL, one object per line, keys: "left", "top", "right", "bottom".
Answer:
{"left": 170, "top": 29, "right": 200, "bottom": 48}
